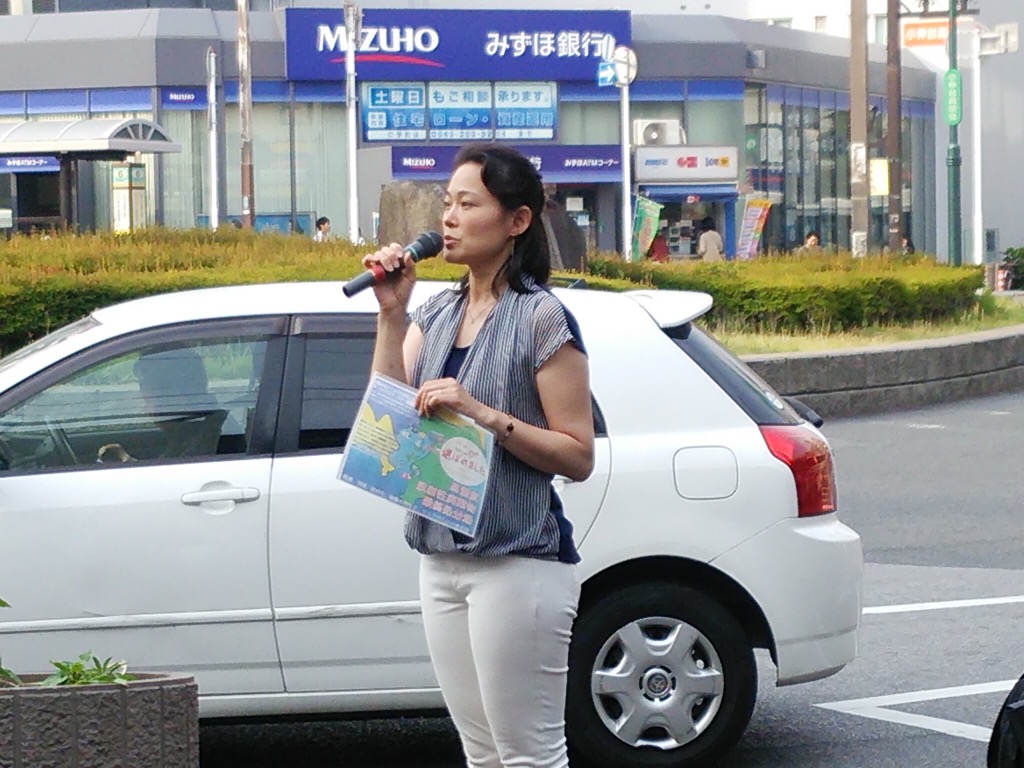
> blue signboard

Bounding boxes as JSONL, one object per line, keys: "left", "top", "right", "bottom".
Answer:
{"left": 392, "top": 145, "right": 622, "bottom": 184}
{"left": 494, "top": 82, "right": 557, "bottom": 141}
{"left": 362, "top": 83, "right": 427, "bottom": 141}
{"left": 160, "top": 87, "right": 208, "bottom": 111}
{"left": 428, "top": 82, "right": 493, "bottom": 141}
{"left": 0, "top": 156, "right": 59, "bottom": 174}
{"left": 286, "top": 8, "right": 630, "bottom": 82}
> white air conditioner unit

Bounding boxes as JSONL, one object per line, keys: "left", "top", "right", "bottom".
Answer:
{"left": 633, "top": 119, "right": 686, "bottom": 147}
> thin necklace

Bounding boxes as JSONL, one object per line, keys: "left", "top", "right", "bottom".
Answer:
{"left": 466, "top": 299, "right": 495, "bottom": 325}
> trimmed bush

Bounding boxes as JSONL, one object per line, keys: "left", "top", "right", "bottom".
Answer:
{"left": 587, "top": 254, "right": 983, "bottom": 332}
{"left": 0, "top": 231, "right": 984, "bottom": 354}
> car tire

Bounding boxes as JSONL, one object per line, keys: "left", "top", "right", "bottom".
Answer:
{"left": 567, "top": 582, "right": 757, "bottom": 768}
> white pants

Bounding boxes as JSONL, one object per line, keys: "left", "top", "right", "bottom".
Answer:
{"left": 419, "top": 553, "right": 581, "bottom": 768}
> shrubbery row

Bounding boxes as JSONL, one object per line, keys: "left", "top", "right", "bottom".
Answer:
{"left": 0, "top": 230, "right": 984, "bottom": 353}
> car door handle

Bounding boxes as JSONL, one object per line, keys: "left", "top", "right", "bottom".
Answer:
{"left": 180, "top": 487, "right": 261, "bottom": 505}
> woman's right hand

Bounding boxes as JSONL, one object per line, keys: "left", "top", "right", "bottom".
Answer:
{"left": 362, "top": 243, "right": 417, "bottom": 314}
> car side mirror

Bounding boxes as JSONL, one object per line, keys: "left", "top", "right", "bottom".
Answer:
{"left": 784, "top": 396, "right": 824, "bottom": 428}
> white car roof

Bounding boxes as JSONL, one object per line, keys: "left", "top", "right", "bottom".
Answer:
{"left": 89, "top": 281, "right": 712, "bottom": 333}
{"left": 0, "top": 281, "right": 713, "bottom": 387}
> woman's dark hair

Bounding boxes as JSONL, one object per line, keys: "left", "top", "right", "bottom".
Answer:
{"left": 701, "top": 216, "right": 717, "bottom": 232}
{"left": 451, "top": 143, "right": 550, "bottom": 293}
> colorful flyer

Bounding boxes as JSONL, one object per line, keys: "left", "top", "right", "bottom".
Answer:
{"left": 338, "top": 372, "right": 493, "bottom": 537}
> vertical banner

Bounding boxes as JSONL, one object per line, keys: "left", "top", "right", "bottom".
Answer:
{"left": 111, "top": 163, "right": 147, "bottom": 234}
{"left": 736, "top": 197, "right": 772, "bottom": 259}
{"left": 631, "top": 196, "right": 663, "bottom": 261}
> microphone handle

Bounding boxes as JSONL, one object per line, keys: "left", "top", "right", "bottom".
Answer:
{"left": 341, "top": 265, "right": 386, "bottom": 298}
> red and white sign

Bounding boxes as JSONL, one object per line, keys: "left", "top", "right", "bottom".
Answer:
{"left": 903, "top": 20, "right": 949, "bottom": 47}
{"left": 635, "top": 145, "right": 739, "bottom": 183}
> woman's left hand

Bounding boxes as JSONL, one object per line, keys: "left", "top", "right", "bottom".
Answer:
{"left": 415, "top": 378, "right": 484, "bottom": 421}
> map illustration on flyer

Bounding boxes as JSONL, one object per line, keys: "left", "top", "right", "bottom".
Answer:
{"left": 338, "top": 372, "right": 494, "bottom": 537}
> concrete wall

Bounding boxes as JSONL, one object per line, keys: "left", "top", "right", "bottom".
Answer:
{"left": 744, "top": 323, "right": 1024, "bottom": 418}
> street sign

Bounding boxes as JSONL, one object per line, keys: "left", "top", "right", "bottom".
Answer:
{"left": 610, "top": 45, "right": 638, "bottom": 87}
{"left": 943, "top": 69, "right": 962, "bottom": 126}
{"left": 597, "top": 60, "right": 616, "bottom": 87}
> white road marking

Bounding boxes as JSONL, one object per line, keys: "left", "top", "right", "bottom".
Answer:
{"left": 864, "top": 595, "right": 1024, "bottom": 615}
{"left": 905, "top": 423, "right": 946, "bottom": 429}
{"left": 987, "top": 411, "right": 1012, "bottom": 416}
{"left": 818, "top": 680, "right": 1017, "bottom": 742}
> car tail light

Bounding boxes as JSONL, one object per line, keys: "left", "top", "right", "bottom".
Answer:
{"left": 759, "top": 425, "right": 837, "bottom": 518}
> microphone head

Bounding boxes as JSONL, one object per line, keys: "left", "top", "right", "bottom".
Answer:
{"left": 408, "top": 231, "right": 444, "bottom": 262}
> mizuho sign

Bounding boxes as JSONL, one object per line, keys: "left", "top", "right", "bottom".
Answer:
{"left": 285, "top": 8, "right": 631, "bottom": 82}
{"left": 316, "top": 25, "right": 440, "bottom": 54}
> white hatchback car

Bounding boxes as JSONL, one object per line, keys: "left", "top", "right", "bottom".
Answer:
{"left": 0, "top": 281, "right": 862, "bottom": 768}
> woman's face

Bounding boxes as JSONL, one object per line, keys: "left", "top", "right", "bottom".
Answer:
{"left": 442, "top": 162, "right": 529, "bottom": 267}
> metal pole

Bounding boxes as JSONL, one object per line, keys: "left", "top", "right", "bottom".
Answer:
{"left": 620, "top": 81, "right": 633, "bottom": 261}
{"left": 885, "top": 0, "right": 903, "bottom": 254}
{"left": 971, "top": 26, "right": 983, "bottom": 265}
{"left": 850, "top": 0, "right": 870, "bottom": 257}
{"left": 947, "top": 0, "right": 963, "bottom": 265}
{"left": 238, "top": 0, "right": 255, "bottom": 230}
{"left": 345, "top": 2, "right": 361, "bottom": 244}
{"left": 206, "top": 47, "right": 219, "bottom": 232}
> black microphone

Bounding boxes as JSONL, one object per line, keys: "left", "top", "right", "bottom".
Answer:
{"left": 342, "top": 231, "right": 444, "bottom": 298}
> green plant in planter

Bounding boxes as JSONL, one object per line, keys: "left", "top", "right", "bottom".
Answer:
{"left": 0, "top": 595, "right": 19, "bottom": 686}
{"left": 0, "top": 596, "right": 132, "bottom": 687}
{"left": 43, "top": 652, "right": 132, "bottom": 686}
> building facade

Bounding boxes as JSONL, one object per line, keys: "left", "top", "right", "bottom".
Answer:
{"left": 0, "top": 2, "right": 940, "bottom": 259}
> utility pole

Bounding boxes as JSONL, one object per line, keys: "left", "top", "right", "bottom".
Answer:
{"left": 345, "top": 2, "right": 362, "bottom": 244}
{"left": 946, "top": 0, "right": 963, "bottom": 265}
{"left": 206, "top": 47, "right": 219, "bottom": 232}
{"left": 885, "top": 0, "right": 903, "bottom": 253}
{"left": 850, "top": 0, "right": 870, "bottom": 257}
{"left": 238, "top": 0, "right": 255, "bottom": 230}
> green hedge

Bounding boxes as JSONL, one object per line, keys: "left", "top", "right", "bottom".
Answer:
{"left": 0, "top": 231, "right": 985, "bottom": 353}
{"left": 588, "top": 254, "right": 984, "bottom": 332}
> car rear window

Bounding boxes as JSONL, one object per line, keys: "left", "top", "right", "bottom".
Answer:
{"left": 665, "top": 323, "right": 801, "bottom": 426}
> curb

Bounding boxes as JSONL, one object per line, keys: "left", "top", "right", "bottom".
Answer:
{"left": 741, "top": 323, "right": 1024, "bottom": 419}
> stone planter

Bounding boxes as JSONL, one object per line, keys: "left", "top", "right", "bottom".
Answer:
{"left": 0, "top": 672, "right": 198, "bottom": 767}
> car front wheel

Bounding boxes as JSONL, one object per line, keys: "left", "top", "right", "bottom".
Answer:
{"left": 567, "top": 583, "right": 757, "bottom": 768}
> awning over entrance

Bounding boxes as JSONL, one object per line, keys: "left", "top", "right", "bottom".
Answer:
{"left": 0, "top": 118, "right": 181, "bottom": 159}
{"left": 638, "top": 184, "right": 739, "bottom": 203}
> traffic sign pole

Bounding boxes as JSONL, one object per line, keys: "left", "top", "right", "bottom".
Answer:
{"left": 947, "top": 0, "right": 963, "bottom": 266}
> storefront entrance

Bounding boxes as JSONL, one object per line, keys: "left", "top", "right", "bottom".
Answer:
{"left": 639, "top": 184, "right": 739, "bottom": 259}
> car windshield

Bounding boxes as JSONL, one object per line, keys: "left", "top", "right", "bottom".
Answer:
{"left": 0, "top": 315, "right": 100, "bottom": 378}
{"left": 666, "top": 322, "right": 802, "bottom": 426}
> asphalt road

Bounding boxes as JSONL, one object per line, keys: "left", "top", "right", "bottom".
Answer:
{"left": 201, "top": 392, "right": 1024, "bottom": 768}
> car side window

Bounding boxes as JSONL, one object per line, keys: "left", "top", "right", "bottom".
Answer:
{"left": 298, "top": 334, "right": 374, "bottom": 451}
{"left": 0, "top": 336, "right": 270, "bottom": 473}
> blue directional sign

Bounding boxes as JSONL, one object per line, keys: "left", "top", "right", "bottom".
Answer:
{"left": 362, "top": 83, "right": 427, "bottom": 141}
{"left": 597, "top": 60, "right": 616, "bottom": 87}
{"left": 494, "top": 82, "right": 557, "bottom": 141}
{"left": 428, "top": 82, "right": 493, "bottom": 141}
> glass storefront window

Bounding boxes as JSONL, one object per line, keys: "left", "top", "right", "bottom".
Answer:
{"left": 160, "top": 110, "right": 207, "bottom": 229}
{"left": 292, "top": 101, "right": 347, "bottom": 237}
{"left": 224, "top": 102, "right": 299, "bottom": 229}
{"left": 559, "top": 102, "right": 619, "bottom": 144}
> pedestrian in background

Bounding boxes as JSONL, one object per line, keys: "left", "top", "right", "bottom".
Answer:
{"left": 697, "top": 215, "right": 724, "bottom": 262}
{"left": 313, "top": 216, "right": 331, "bottom": 242}
{"left": 361, "top": 142, "right": 595, "bottom": 768}
{"left": 798, "top": 230, "right": 820, "bottom": 252}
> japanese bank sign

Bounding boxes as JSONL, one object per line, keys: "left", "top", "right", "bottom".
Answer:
{"left": 392, "top": 145, "right": 623, "bottom": 183}
{"left": 285, "top": 8, "right": 631, "bottom": 82}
